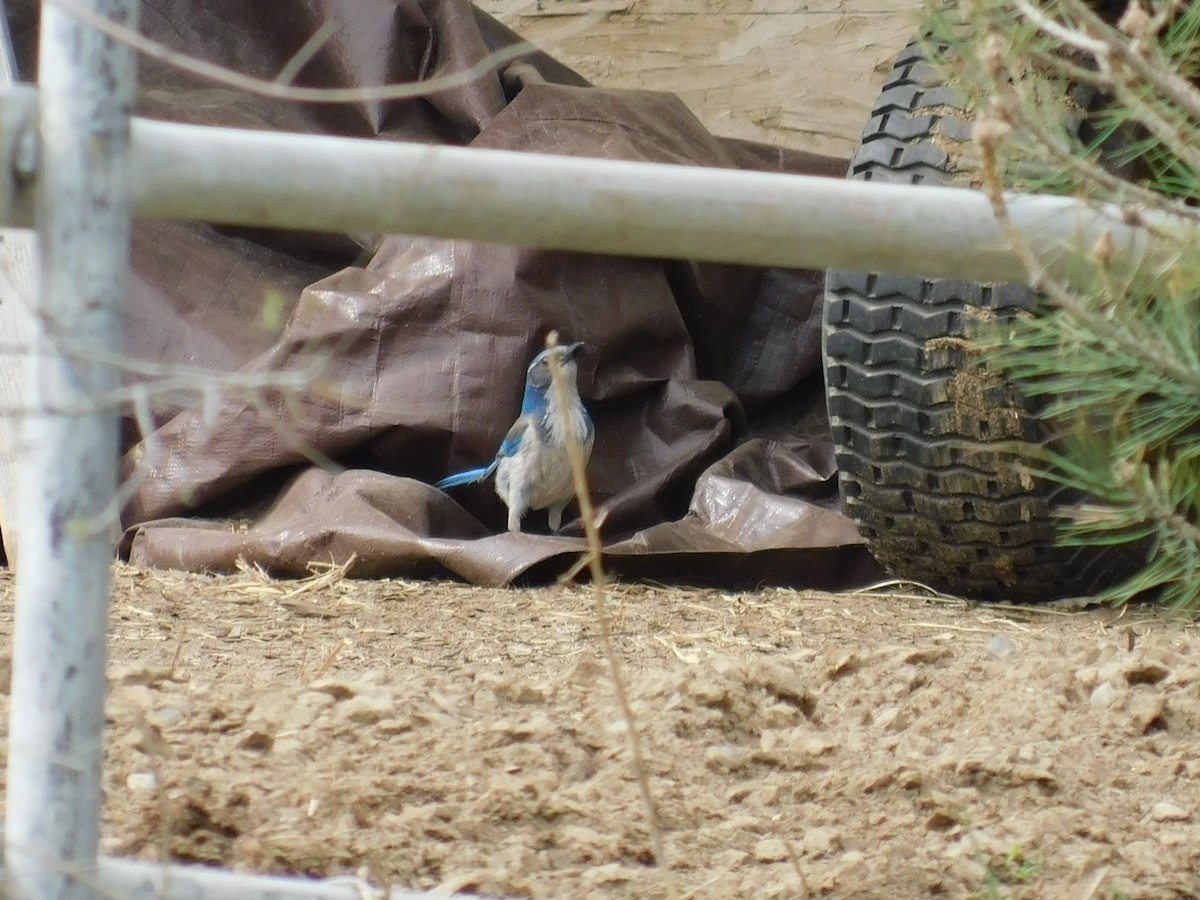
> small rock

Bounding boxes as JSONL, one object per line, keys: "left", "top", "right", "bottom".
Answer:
{"left": 1149, "top": 801, "right": 1190, "bottom": 822}
{"left": 945, "top": 853, "right": 988, "bottom": 887}
{"left": 716, "top": 814, "right": 762, "bottom": 833}
{"left": 567, "top": 657, "right": 605, "bottom": 685}
{"left": 493, "top": 679, "right": 549, "bottom": 704}
{"left": 146, "top": 706, "right": 183, "bottom": 727}
{"left": 926, "top": 809, "right": 958, "bottom": 831}
{"left": 705, "top": 744, "right": 749, "bottom": 773}
{"left": 558, "top": 824, "right": 605, "bottom": 847}
{"left": 904, "top": 647, "right": 949, "bottom": 665}
{"left": 272, "top": 738, "right": 303, "bottom": 756}
{"left": 1127, "top": 692, "right": 1167, "bottom": 733}
{"left": 753, "top": 838, "right": 789, "bottom": 863}
{"left": 761, "top": 701, "right": 806, "bottom": 729}
{"left": 112, "top": 661, "right": 173, "bottom": 686}
{"left": 340, "top": 691, "right": 395, "bottom": 725}
{"left": 987, "top": 634, "right": 1016, "bottom": 657}
{"left": 498, "top": 713, "right": 557, "bottom": 741}
{"left": 875, "top": 706, "right": 909, "bottom": 732}
{"left": 581, "top": 863, "right": 635, "bottom": 885}
{"left": 377, "top": 716, "right": 414, "bottom": 735}
{"left": 308, "top": 678, "right": 358, "bottom": 700}
{"left": 125, "top": 771, "right": 157, "bottom": 792}
{"left": 825, "top": 653, "right": 861, "bottom": 680}
{"left": 239, "top": 729, "right": 274, "bottom": 752}
{"left": 711, "top": 848, "right": 748, "bottom": 869}
{"left": 800, "top": 825, "right": 840, "bottom": 857}
{"left": 688, "top": 676, "right": 729, "bottom": 706}
{"left": 836, "top": 849, "right": 867, "bottom": 876}
{"left": 433, "top": 871, "right": 486, "bottom": 895}
{"left": 1090, "top": 681, "right": 1119, "bottom": 709}
{"left": 1125, "top": 661, "right": 1169, "bottom": 686}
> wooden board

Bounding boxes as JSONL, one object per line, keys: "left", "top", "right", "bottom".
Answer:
{"left": 479, "top": 0, "right": 925, "bottom": 158}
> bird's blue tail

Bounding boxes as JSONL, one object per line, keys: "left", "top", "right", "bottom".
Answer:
{"left": 435, "top": 460, "right": 497, "bottom": 490}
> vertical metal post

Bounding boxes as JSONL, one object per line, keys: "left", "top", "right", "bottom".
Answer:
{"left": 4, "top": 1, "right": 139, "bottom": 898}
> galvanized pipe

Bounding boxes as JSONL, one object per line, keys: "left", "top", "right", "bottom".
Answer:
{"left": 4, "top": 1, "right": 139, "bottom": 898}
{"left": 95, "top": 856, "right": 429, "bottom": 900}
{"left": 0, "top": 92, "right": 1187, "bottom": 284}
{"left": 121, "top": 117, "right": 1191, "bottom": 286}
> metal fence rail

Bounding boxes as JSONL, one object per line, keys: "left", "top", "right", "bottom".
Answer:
{"left": 5, "top": 2, "right": 136, "bottom": 898}
{"left": 0, "top": 100, "right": 1191, "bottom": 285}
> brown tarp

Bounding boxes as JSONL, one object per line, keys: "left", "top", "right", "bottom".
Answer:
{"left": 20, "top": 0, "right": 881, "bottom": 587}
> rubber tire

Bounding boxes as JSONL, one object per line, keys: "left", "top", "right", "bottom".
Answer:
{"left": 823, "top": 40, "right": 1140, "bottom": 602}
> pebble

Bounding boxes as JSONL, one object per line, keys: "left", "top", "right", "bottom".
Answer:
{"left": 704, "top": 744, "right": 749, "bottom": 773}
{"left": 340, "top": 691, "right": 395, "bottom": 725}
{"left": 125, "top": 771, "right": 157, "bottom": 792}
{"left": 837, "top": 849, "right": 867, "bottom": 877}
{"left": 875, "top": 706, "right": 909, "bottom": 732}
{"left": 753, "top": 838, "right": 789, "bottom": 863}
{"left": 987, "top": 634, "right": 1016, "bottom": 657}
{"left": 308, "top": 678, "right": 358, "bottom": 700}
{"left": 1127, "top": 691, "right": 1167, "bottom": 733}
{"left": 146, "top": 706, "right": 183, "bottom": 727}
{"left": 1090, "top": 682, "right": 1119, "bottom": 709}
{"left": 1149, "top": 801, "right": 1190, "bottom": 822}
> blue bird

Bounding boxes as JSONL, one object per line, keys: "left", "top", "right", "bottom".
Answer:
{"left": 436, "top": 342, "right": 594, "bottom": 534}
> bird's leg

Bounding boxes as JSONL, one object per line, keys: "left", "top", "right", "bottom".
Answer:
{"left": 547, "top": 501, "right": 568, "bottom": 534}
{"left": 506, "top": 495, "right": 527, "bottom": 534}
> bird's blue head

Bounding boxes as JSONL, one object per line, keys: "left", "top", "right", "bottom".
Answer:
{"left": 521, "top": 341, "right": 586, "bottom": 415}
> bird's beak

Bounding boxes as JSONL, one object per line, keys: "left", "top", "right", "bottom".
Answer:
{"left": 564, "top": 341, "right": 586, "bottom": 360}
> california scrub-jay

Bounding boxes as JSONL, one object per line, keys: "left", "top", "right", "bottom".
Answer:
{"left": 436, "top": 342, "right": 594, "bottom": 534}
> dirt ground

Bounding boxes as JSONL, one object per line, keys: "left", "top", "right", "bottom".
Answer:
{"left": 2, "top": 2, "right": 1199, "bottom": 899}
{"left": 2, "top": 566, "right": 1198, "bottom": 898}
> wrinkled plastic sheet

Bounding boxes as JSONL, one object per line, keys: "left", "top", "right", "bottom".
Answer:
{"left": 18, "top": 0, "right": 882, "bottom": 588}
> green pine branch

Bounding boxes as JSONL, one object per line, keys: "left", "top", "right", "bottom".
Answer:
{"left": 920, "top": 0, "right": 1200, "bottom": 611}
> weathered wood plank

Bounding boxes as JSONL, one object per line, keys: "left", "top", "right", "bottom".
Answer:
{"left": 480, "top": 0, "right": 924, "bottom": 157}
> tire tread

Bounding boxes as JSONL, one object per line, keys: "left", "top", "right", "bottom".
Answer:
{"left": 823, "top": 38, "right": 1139, "bottom": 601}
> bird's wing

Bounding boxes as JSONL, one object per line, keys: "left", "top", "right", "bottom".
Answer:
{"left": 497, "top": 417, "right": 531, "bottom": 459}
{"left": 434, "top": 459, "right": 498, "bottom": 489}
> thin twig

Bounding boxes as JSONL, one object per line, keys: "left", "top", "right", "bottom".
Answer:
{"left": 273, "top": 20, "right": 339, "bottom": 87}
{"left": 47, "top": 0, "right": 605, "bottom": 104}
{"left": 544, "top": 330, "right": 675, "bottom": 898}
{"left": 1119, "top": 459, "right": 1200, "bottom": 550}
{"left": 1012, "top": 0, "right": 1200, "bottom": 175}
{"left": 783, "top": 839, "right": 811, "bottom": 897}
{"left": 975, "top": 118, "right": 1200, "bottom": 396}
{"left": 1056, "top": 0, "right": 1200, "bottom": 124}
{"left": 1016, "top": 52, "right": 1200, "bottom": 220}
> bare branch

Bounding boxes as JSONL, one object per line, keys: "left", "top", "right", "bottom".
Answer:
{"left": 47, "top": 0, "right": 605, "bottom": 104}
{"left": 274, "top": 20, "right": 339, "bottom": 87}
{"left": 1012, "top": 0, "right": 1200, "bottom": 175}
{"left": 1055, "top": 0, "right": 1200, "bottom": 124}
{"left": 976, "top": 130, "right": 1200, "bottom": 397}
{"left": 545, "top": 331, "right": 677, "bottom": 899}
{"left": 1010, "top": 0, "right": 1111, "bottom": 58}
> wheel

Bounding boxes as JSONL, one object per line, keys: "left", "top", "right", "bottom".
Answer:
{"left": 823, "top": 39, "right": 1142, "bottom": 602}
